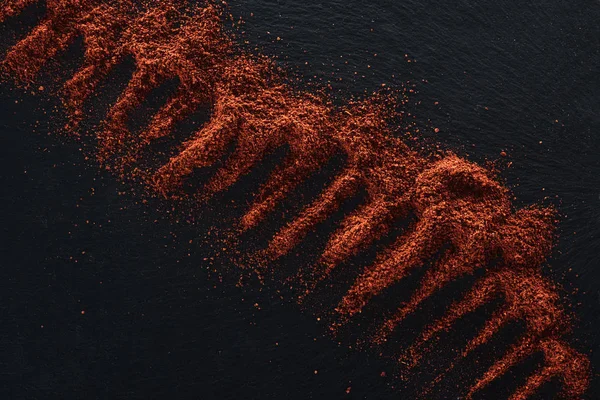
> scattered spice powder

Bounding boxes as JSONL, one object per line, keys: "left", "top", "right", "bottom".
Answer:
{"left": 0, "top": 1, "right": 590, "bottom": 398}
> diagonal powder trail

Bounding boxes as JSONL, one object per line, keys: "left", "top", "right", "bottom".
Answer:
{"left": 0, "top": 1, "right": 591, "bottom": 398}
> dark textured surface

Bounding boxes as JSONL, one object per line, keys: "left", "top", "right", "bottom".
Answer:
{"left": 0, "top": 1, "right": 598, "bottom": 398}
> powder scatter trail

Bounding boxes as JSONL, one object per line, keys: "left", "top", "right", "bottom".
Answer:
{"left": 0, "top": 0, "right": 39, "bottom": 23}
{"left": 153, "top": 54, "right": 337, "bottom": 209}
{"left": 0, "top": 1, "right": 590, "bottom": 398}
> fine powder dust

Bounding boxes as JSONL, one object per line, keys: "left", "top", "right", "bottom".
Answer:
{"left": 0, "top": 1, "right": 590, "bottom": 398}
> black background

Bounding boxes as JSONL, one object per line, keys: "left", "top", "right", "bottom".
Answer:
{"left": 1, "top": 1, "right": 598, "bottom": 399}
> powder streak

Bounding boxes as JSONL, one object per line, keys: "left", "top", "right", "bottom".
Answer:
{"left": 0, "top": 1, "right": 590, "bottom": 398}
